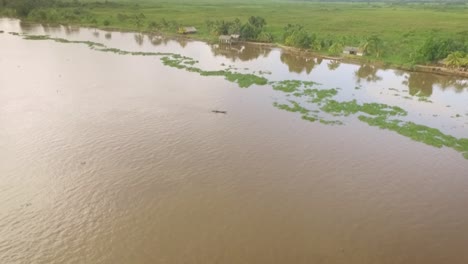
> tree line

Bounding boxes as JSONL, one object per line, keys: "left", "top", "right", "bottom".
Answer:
{"left": 2, "top": 0, "right": 467, "bottom": 68}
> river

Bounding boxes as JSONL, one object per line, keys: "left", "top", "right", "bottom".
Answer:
{"left": 1, "top": 18, "right": 468, "bottom": 264}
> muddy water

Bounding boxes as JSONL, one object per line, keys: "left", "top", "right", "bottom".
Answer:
{"left": 1, "top": 18, "right": 468, "bottom": 264}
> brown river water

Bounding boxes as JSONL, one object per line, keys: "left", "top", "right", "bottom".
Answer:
{"left": 1, "top": 19, "right": 468, "bottom": 264}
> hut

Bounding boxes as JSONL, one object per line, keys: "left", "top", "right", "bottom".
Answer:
{"left": 179, "top": 26, "right": 197, "bottom": 34}
{"left": 219, "top": 34, "right": 240, "bottom": 44}
{"left": 343, "top": 46, "right": 363, "bottom": 56}
{"left": 230, "top": 34, "right": 240, "bottom": 42}
{"left": 219, "top": 35, "right": 232, "bottom": 44}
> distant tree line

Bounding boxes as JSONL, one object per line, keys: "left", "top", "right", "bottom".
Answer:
{"left": 2, "top": 0, "right": 467, "bottom": 68}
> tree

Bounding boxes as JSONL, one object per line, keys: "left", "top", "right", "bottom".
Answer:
{"left": 415, "top": 37, "right": 466, "bottom": 63}
{"left": 256, "top": 32, "right": 273, "bottom": 43}
{"left": 328, "top": 42, "right": 344, "bottom": 56}
{"left": 239, "top": 16, "right": 267, "bottom": 41}
{"left": 240, "top": 23, "right": 258, "bottom": 40}
{"left": 134, "top": 15, "right": 143, "bottom": 30}
{"left": 13, "top": 0, "right": 35, "bottom": 17}
{"left": 248, "top": 16, "right": 266, "bottom": 29}
{"left": 228, "top": 18, "right": 242, "bottom": 35}
{"left": 360, "top": 35, "right": 383, "bottom": 57}
{"left": 283, "top": 24, "right": 313, "bottom": 49}
{"left": 212, "top": 20, "right": 231, "bottom": 35}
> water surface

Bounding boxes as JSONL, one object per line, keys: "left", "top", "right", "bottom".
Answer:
{"left": 1, "top": 19, "right": 468, "bottom": 264}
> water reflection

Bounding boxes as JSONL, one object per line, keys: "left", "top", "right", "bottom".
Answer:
{"left": 177, "top": 38, "right": 188, "bottom": 48}
{"left": 63, "top": 25, "right": 80, "bottom": 36}
{"left": 280, "top": 52, "right": 316, "bottom": 74}
{"left": 134, "top": 33, "right": 144, "bottom": 46}
{"left": 105, "top": 32, "right": 112, "bottom": 40}
{"left": 210, "top": 43, "right": 271, "bottom": 62}
{"left": 403, "top": 72, "right": 468, "bottom": 97}
{"left": 19, "top": 21, "right": 41, "bottom": 32}
{"left": 403, "top": 72, "right": 436, "bottom": 96}
{"left": 327, "top": 60, "right": 341, "bottom": 71}
{"left": 42, "top": 24, "right": 62, "bottom": 34}
{"left": 355, "top": 64, "right": 382, "bottom": 83}
{"left": 148, "top": 34, "right": 170, "bottom": 47}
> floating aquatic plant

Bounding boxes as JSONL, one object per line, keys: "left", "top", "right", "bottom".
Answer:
{"left": 358, "top": 115, "right": 468, "bottom": 159}
{"left": 272, "top": 80, "right": 318, "bottom": 93}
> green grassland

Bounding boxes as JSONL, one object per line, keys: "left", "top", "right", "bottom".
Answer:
{"left": 2, "top": 0, "right": 468, "bottom": 66}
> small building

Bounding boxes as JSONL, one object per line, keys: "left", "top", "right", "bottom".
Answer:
{"left": 219, "top": 35, "right": 232, "bottom": 44}
{"left": 343, "top": 46, "right": 364, "bottom": 56}
{"left": 230, "top": 34, "right": 240, "bottom": 41}
{"left": 219, "top": 34, "right": 240, "bottom": 44}
{"left": 179, "top": 26, "right": 197, "bottom": 34}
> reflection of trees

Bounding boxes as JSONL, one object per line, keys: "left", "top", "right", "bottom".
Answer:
{"left": 327, "top": 60, "right": 341, "bottom": 71}
{"left": 393, "top": 70, "right": 406, "bottom": 77}
{"left": 403, "top": 72, "right": 468, "bottom": 96}
{"left": 41, "top": 24, "right": 62, "bottom": 34}
{"left": 435, "top": 76, "right": 468, "bottom": 92}
{"left": 355, "top": 64, "right": 382, "bottom": 83}
{"left": 403, "top": 72, "right": 435, "bottom": 96}
{"left": 177, "top": 38, "right": 188, "bottom": 48}
{"left": 148, "top": 34, "right": 170, "bottom": 46}
{"left": 210, "top": 44, "right": 271, "bottom": 62}
{"left": 63, "top": 25, "right": 80, "bottom": 36}
{"left": 19, "top": 21, "right": 43, "bottom": 33}
{"left": 280, "top": 52, "right": 316, "bottom": 74}
{"left": 134, "top": 33, "right": 144, "bottom": 46}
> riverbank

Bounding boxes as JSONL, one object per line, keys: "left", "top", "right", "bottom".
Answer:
{"left": 4, "top": 16, "right": 468, "bottom": 79}
{"left": 153, "top": 32, "right": 468, "bottom": 79}
{"left": 1, "top": 0, "right": 467, "bottom": 72}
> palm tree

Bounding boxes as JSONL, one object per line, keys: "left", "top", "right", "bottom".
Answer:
{"left": 328, "top": 42, "right": 343, "bottom": 56}
{"left": 359, "top": 35, "right": 383, "bottom": 57}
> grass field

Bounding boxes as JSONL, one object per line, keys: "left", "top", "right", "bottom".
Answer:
{"left": 3, "top": 0, "right": 468, "bottom": 66}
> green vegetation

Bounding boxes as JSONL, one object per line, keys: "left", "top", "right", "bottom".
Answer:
{"left": 271, "top": 80, "right": 318, "bottom": 93}
{"left": 320, "top": 100, "right": 407, "bottom": 117}
{"left": 414, "top": 37, "right": 468, "bottom": 64}
{"left": 206, "top": 16, "right": 271, "bottom": 42}
{"left": 358, "top": 116, "right": 468, "bottom": 158}
{"left": 2, "top": 0, "right": 468, "bottom": 67}
{"left": 268, "top": 77, "right": 466, "bottom": 159}
{"left": 444, "top": 51, "right": 468, "bottom": 69}
{"left": 273, "top": 100, "right": 309, "bottom": 114}
{"left": 283, "top": 24, "right": 315, "bottom": 49}
{"left": 161, "top": 55, "right": 267, "bottom": 88}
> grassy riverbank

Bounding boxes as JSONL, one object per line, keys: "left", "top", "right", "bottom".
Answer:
{"left": 1, "top": 0, "right": 468, "bottom": 68}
